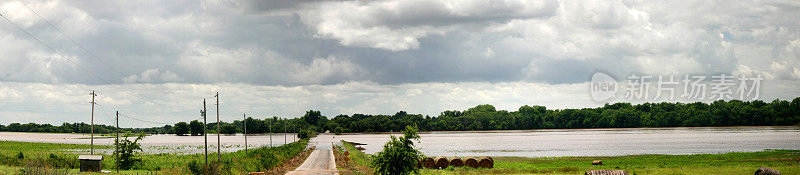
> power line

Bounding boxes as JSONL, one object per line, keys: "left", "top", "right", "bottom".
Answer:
{"left": 2, "top": 9, "right": 221, "bottom": 127}
{"left": 20, "top": 1, "right": 126, "bottom": 76}
{"left": 118, "top": 113, "right": 174, "bottom": 125}
{"left": 1, "top": 10, "right": 109, "bottom": 86}
{"left": 1, "top": 9, "right": 194, "bottom": 113}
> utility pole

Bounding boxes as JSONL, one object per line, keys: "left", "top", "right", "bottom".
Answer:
{"left": 115, "top": 111, "right": 119, "bottom": 174}
{"left": 284, "top": 120, "right": 287, "bottom": 144}
{"left": 202, "top": 99, "right": 208, "bottom": 168}
{"left": 269, "top": 118, "right": 272, "bottom": 147}
{"left": 215, "top": 92, "right": 220, "bottom": 162}
{"left": 89, "top": 90, "right": 96, "bottom": 155}
{"left": 243, "top": 113, "right": 247, "bottom": 155}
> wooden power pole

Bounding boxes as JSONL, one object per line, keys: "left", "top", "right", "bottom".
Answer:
{"left": 284, "top": 120, "right": 287, "bottom": 144}
{"left": 243, "top": 113, "right": 247, "bottom": 155}
{"left": 89, "top": 90, "right": 96, "bottom": 155}
{"left": 269, "top": 118, "right": 272, "bottom": 147}
{"left": 215, "top": 92, "right": 220, "bottom": 162}
{"left": 202, "top": 99, "right": 208, "bottom": 168}
{"left": 115, "top": 111, "right": 119, "bottom": 174}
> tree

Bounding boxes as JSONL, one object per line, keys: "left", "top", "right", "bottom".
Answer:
{"left": 174, "top": 122, "right": 189, "bottom": 136}
{"left": 298, "top": 128, "right": 317, "bottom": 139}
{"left": 221, "top": 124, "right": 237, "bottom": 135}
{"left": 189, "top": 120, "right": 204, "bottom": 136}
{"left": 114, "top": 133, "right": 145, "bottom": 170}
{"left": 371, "top": 125, "right": 423, "bottom": 175}
{"left": 302, "top": 110, "right": 323, "bottom": 127}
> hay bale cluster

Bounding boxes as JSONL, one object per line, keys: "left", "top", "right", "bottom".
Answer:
{"left": 420, "top": 156, "right": 493, "bottom": 169}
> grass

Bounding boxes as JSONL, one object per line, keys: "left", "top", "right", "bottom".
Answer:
{"left": 334, "top": 142, "right": 800, "bottom": 175}
{"left": 335, "top": 141, "right": 374, "bottom": 175}
{"left": 0, "top": 140, "right": 309, "bottom": 174}
{"left": 418, "top": 150, "right": 800, "bottom": 175}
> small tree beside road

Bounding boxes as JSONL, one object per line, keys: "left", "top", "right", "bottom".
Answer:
{"left": 371, "top": 125, "right": 423, "bottom": 175}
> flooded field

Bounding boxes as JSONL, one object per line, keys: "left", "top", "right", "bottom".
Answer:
{"left": 3, "top": 126, "right": 799, "bottom": 157}
{"left": 313, "top": 126, "right": 800, "bottom": 157}
{"left": 0, "top": 132, "right": 298, "bottom": 154}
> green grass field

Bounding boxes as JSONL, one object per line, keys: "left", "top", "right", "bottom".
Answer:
{"left": 0, "top": 140, "right": 308, "bottom": 174}
{"left": 418, "top": 150, "right": 800, "bottom": 175}
{"left": 337, "top": 141, "right": 374, "bottom": 175}
{"left": 336, "top": 142, "right": 800, "bottom": 175}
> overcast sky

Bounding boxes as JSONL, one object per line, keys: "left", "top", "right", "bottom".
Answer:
{"left": 1, "top": 0, "right": 798, "bottom": 127}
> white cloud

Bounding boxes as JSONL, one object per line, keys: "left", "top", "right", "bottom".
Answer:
{"left": 733, "top": 65, "right": 775, "bottom": 80}
{"left": 122, "top": 69, "right": 184, "bottom": 83}
{"left": 291, "top": 56, "right": 367, "bottom": 84}
{"left": 300, "top": 0, "right": 557, "bottom": 51}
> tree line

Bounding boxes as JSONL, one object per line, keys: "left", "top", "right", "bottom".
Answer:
{"left": 325, "top": 98, "right": 800, "bottom": 132}
{"left": 2, "top": 98, "right": 798, "bottom": 134}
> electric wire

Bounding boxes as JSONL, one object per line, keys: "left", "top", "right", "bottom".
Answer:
{"left": 1, "top": 9, "right": 195, "bottom": 112}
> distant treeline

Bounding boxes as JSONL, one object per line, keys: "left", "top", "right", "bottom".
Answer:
{"left": 0, "top": 122, "right": 164, "bottom": 134}
{"left": 2, "top": 98, "right": 798, "bottom": 134}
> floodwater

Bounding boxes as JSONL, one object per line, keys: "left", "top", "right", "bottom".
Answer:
{"left": 311, "top": 126, "right": 800, "bottom": 157}
{"left": 3, "top": 126, "right": 799, "bottom": 157}
{"left": 0, "top": 132, "right": 298, "bottom": 154}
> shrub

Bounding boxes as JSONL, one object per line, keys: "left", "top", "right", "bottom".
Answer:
{"left": 114, "top": 133, "right": 145, "bottom": 170}
{"left": 371, "top": 125, "right": 423, "bottom": 175}
{"left": 298, "top": 128, "right": 317, "bottom": 139}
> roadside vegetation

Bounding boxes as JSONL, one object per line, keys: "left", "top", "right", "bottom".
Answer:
{"left": 0, "top": 139, "right": 309, "bottom": 174}
{"left": 371, "top": 125, "right": 423, "bottom": 175}
{"left": 335, "top": 141, "right": 374, "bottom": 175}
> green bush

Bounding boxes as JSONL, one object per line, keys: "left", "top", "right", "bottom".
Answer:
{"left": 114, "top": 133, "right": 145, "bottom": 170}
{"left": 298, "top": 129, "right": 317, "bottom": 139}
{"left": 371, "top": 125, "right": 423, "bottom": 175}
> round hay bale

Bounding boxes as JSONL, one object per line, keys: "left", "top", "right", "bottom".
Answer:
{"left": 478, "top": 156, "right": 493, "bottom": 168}
{"left": 449, "top": 157, "right": 464, "bottom": 167}
{"left": 754, "top": 167, "right": 780, "bottom": 175}
{"left": 421, "top": 157, "right": 435, "bottom": 169}
{"left": 434, "top": 156, "right": 449, "bottom": 169}
{"left": 585, "top": 170, "right": 628, "bottom": 175}
{"left": 591, "top": 160, "right": 603, "bottom": 165}
{"left": 464, "top": 157, "right": 479, "bottom": 168}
